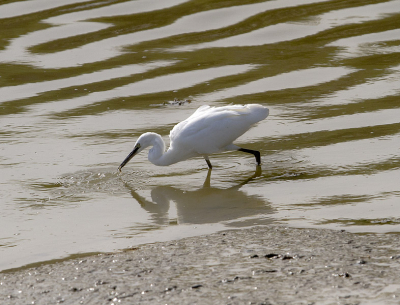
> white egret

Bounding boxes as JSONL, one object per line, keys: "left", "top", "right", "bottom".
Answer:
{"left": 118, "top": 104, "right": 269, "bottom": 171}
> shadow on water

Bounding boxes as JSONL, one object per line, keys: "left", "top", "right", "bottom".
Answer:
{"left": 123, "top": 167, "right": 273, "bottom": 226}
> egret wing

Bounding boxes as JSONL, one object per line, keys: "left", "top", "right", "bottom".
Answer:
{"left": 169, "top": 105, "right": 210, "bottom": 143}
{"left": 169, "top": 105, "right": 268, "bottom": 155}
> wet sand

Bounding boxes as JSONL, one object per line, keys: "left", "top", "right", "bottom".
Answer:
{"left": 1, "top": 226, "right": 400, "bottom": 304}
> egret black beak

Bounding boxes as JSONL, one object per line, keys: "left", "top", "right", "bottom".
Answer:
{"left": 118, "top": 144, "right": 140, "bottom": 172}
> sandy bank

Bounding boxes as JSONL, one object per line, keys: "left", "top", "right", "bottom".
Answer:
{"left": 1, "top": 226, "right": 400, "bottom": 304}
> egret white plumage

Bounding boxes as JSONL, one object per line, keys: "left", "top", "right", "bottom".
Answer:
{"left": 118, "top": 104, "right": 269, "bottom": 171}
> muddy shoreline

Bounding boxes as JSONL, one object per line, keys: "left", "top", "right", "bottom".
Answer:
{"left": 1, "top": 226, "right": 400, "bottom": 304}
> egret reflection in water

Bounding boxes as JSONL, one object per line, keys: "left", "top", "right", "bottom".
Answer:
{"left": 123, "top": 168, "right": 273, "bottom": 226}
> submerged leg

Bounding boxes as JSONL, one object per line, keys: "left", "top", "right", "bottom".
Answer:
{"left": 204, "top": 156, "right": 213, "bottom": 169}
{"left": 238, "top": 148, "right": 261, "bottom": 165}
{"left": 203, "top": 168, "right": 212, "bottom": 188}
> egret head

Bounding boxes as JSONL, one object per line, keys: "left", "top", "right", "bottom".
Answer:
{"left": 118, "top": 132, "right": 163, "bottom": 172}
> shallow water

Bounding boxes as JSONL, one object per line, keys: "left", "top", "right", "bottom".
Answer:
{"left": 1, "top": 0, "right": 400, "bottom": 271}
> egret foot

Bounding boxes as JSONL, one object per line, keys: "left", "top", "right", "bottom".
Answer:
{"left": 238, "top": 148, "right": 261, "bottom": 165}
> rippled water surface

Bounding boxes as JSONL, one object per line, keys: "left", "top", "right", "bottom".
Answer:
{"left": 1, "top": 0, "right": 400, "bottom": 271}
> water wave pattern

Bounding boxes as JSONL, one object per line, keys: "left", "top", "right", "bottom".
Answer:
{"left": 1, "top": 0, "right": 400, "bottom": 271}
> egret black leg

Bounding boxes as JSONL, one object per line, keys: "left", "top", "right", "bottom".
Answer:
{"left": 238, "top": 148, "right": 261, "bottom": 165}
{"left": 204, "top": 156, "right": 213, "bottom": 169}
